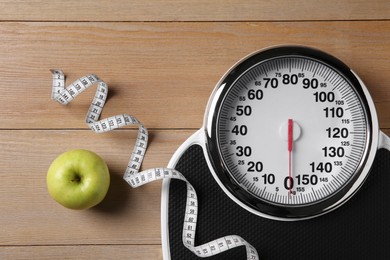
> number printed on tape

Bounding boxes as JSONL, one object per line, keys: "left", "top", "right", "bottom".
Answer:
{"left": 50, "top": 69, "right": 259, "bottom": 260}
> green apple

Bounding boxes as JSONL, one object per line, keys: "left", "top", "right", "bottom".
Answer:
{"left": 47, "top": 149, "right": 110, "bottom": 210}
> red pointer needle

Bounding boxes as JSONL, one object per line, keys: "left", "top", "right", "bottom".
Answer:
{"left": 288, "top": 119, "right": 293, "bottom": 197}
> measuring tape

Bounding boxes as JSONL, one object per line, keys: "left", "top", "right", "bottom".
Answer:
{"left": 50, "top": 69, "right": 259, "bottom": 260}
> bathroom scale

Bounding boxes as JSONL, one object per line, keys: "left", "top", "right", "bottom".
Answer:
{"left": 160, "top": 45, "right": 390, "bottom": 259}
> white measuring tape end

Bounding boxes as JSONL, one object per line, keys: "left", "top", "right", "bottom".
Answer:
{"left": 50, "top": 69, "right": 259, "bottom": 260}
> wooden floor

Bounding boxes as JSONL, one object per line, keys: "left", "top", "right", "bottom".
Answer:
{"left": 1, "top": 1, "right": 389, "bottom": 259}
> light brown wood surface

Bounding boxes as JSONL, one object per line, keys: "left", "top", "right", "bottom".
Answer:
{"left": 1, "top": 1, "right": 389, "bottom": 259}
{"left": 0, "top": 0, "right": 389, "bottom": 21}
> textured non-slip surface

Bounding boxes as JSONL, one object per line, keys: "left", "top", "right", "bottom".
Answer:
{"left": 168, "top": 145, "right": 390, "bottom": 259}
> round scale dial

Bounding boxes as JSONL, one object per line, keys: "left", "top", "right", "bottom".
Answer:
{"left": 205, "top": 46, "right": 377, "bottom": 220}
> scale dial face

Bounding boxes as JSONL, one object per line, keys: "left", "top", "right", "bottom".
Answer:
{"left": 205, "top": 46, "right": 377, "bottom": 220}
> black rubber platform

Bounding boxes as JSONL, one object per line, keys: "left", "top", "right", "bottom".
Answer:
{"left": 168, "top": 145, "right": 390, "bottom": 259}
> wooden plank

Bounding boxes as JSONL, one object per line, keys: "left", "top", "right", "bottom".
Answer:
{"left": 381, "top": 129, "right": 390, "bottom": 137}
{"left": 0, "top": 0, "right": 389, "bottom": 22}
{"left": 0, "top": 21, "right": 390, "bottom": 129}
{"left": 0, "top": 245, "right": 162, "bottom": 260}
{"left": 0, "top": 129, "right": 193, "bottom": 245}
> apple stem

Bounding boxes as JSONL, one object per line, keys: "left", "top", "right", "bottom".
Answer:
{"left": 71, "top": 174, "right": 81, "bottom": 183}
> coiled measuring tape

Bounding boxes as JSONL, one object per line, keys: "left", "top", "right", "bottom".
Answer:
{"left": 50, "top": 69, "right": 259, "bottom": 260}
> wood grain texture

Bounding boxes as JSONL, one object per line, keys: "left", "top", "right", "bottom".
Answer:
{"left": 1, "top": 21, "right": 390, "bottom": 129}
{"left": 0, "top": 0, "right": 389, "bottom": 22}
{"left": 0, "top": 245, "right": 162, "bottom": 260}
{"left": 1, "top": 1, "right": 390, "bottom": 259}
{"left": 0, "top": 130, "right": 193, "bottom": 245}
